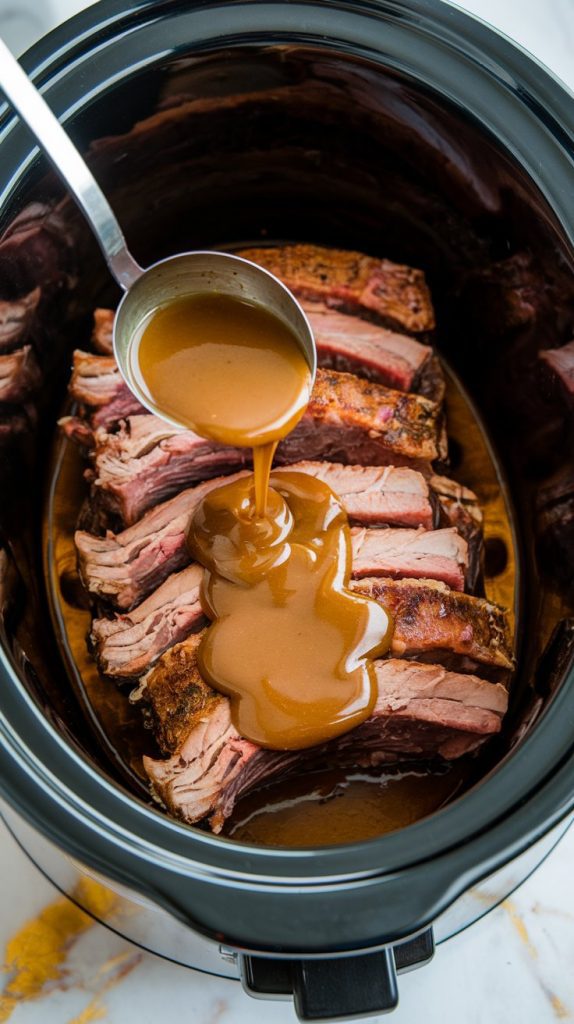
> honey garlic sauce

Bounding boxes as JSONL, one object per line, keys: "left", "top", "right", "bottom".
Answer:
{"left": 188, "top": 471, "right": 392, "bottom": 750}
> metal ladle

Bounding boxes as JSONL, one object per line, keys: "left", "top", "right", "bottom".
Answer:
{"left": 0, "top": 38, "right": 316, "bottom": 426}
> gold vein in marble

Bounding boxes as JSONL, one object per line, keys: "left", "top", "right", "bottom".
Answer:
{"left": 0, "top": 878, "right": 118, "bottom": 1021}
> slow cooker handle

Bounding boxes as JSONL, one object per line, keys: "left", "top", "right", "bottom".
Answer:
{"left": 239, "top": 929, "right": 434, "bottom": 1020}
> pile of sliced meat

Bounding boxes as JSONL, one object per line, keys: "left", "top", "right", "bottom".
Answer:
{"left": 62, "top": 244, "right": 515, "bottom": 832}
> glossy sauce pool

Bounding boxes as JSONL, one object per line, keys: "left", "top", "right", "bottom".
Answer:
{"left": 44, "top": 354, "right": 518, "bottom": 846}
{"left": 187, "top": 470, "right": 391, "bottom": 750}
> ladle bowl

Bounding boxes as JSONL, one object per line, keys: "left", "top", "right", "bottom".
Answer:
{"left": 116, "top": 250, "right": 316, "bottom": 430}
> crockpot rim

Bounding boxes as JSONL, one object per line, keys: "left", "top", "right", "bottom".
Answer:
{"left": 0, "top": 0, "right": 573, "bottom": 898}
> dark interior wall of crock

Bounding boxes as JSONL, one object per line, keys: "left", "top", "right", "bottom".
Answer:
{"left": 2, "top": 44, "right": 574, "bottom": 777}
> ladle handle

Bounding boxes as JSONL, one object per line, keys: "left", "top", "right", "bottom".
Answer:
{"left": 0, "top": 37, "right": 142, "bottom": 290}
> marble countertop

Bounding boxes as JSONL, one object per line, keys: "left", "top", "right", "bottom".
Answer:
{"left": 1, "top": 0, "right": 573, "bottom": 1021}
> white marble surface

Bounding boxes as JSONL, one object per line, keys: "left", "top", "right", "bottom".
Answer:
{"left": 1, "top": 0, "right": 574, "bottom": 1021}
{"left": 1, "top": 818, "right": 574, "bottom": 1023}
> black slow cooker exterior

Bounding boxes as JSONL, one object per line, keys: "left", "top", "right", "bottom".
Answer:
{"left": 1, "top": 0, "right": 574, "bottom": 1018}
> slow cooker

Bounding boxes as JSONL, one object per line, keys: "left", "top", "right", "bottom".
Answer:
{"left": 1, "top": 1, "right": 573, "bottom": 1018}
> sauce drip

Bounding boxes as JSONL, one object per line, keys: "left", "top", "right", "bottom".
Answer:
{"left": 135, "top": 290, "right": 392, "bottom": 750}
{"left": 188, "top": 471, "right": 391, "bottom": 749}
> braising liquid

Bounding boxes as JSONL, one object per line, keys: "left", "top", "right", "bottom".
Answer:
{"left": 135, "top": 291, "right": 392, "bottom": 750}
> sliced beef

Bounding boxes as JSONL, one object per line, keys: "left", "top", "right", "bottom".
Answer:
{"left": 351, "top": 526, "right": 468, "bottom": 591}
{"left": 278, "top": 368, "right": 445, "bottom": 469}
{"left": 431, "top": 474, "right": 482, "bottom": 536}
{"left": 90, "top": 563, "right": 205, "bottom": 679}
{"left": 304, "top": 302, "right": 441, "bottom": 398}
{"left": 76, "top": 462, "right": 437, "bottom": 610}
{"left": 0, "top": 289, "right": 40, "bottom": 353}
{"left": 92, "top": 308, "right": 114, "bottom": 355}
{"left": 417, "top": 354, "right": 445, "bottom": 405}
{"left": 296, "top": 462, "right": 436, "bottom": 528}
{"left": 131, "top": 633, "right": 224, "bottom": 755}
{"left": 352, "top": 577, "right": 513, "bottom": 679}
{"left": 238, "top": 244, "right": 435, "bottom": 334}
{"left": 88, "top": 414, "right": 250, "bottom": 525}
{"left": 76, "top": 369, "right": 444, "bottom": 525}
{"left": 138, "top": 635, "right": 507, "bottom": 831}
{"left": 69, "top": 350, "right": 144, "bottom": 425}
{"left": 0, "top": 346, "right": 41, "bottom": 403}
{"left": 77, "top": 469, "right": 251, "bottom": 609}
{"left": 70, "top": 350, "right": 124, "bottom": 405}
{"left": 0, "top": 202, "right": 76, "bottom": 296}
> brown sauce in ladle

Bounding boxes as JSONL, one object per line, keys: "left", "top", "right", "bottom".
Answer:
{"left": 134, "top": 291, "right": 392, "bottom": 750}
{"left": 134, "top": 293, "right": 310, "bottom": 515}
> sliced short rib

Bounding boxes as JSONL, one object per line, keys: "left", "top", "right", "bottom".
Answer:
{"left": 76, "top": 463, "right": 437, "bottom": 610}
{"left": 351, "top": 526, "right": 468, "bottom": 591}
{"left": 90, "top": 563, "right": 205, "bottom": 679}
{"left": 237, "top": 244, "right": 435, "bottom": 334}
{"left": 92, "top": 308, "right": 114, "bottom": 355}
{"left": 352, "top": 577, "right": 513, "bottom": 679}
{"left": 277, "top": 368, "right": 446, "bottom": 470}
{"left": 0, "top": 346, "right": 41, "bottom": 403}
{"left": 69, "top": 350, "right": 144, "bottom": 426}
{"left": 89, "top": 414, "right": 250, "bottom": 525}
{"left": 304, "top": 302, "right": 443, "bottom": 399}
{"left": 82, "top": 369, "right": 444, "bottom": 525}
{"left": 0, "top": 288, "right": 40, "bottom": 353}
{"left": 138, "top": 635, "right": 507, "bottom": 832}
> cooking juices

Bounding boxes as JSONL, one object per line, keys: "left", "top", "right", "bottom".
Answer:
{"left": 134, "top": 291, "right": 392, "bottom": 749}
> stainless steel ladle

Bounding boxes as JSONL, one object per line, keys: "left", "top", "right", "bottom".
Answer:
{"left": 0, "top": 38, "right": 316, "bottom": 424}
